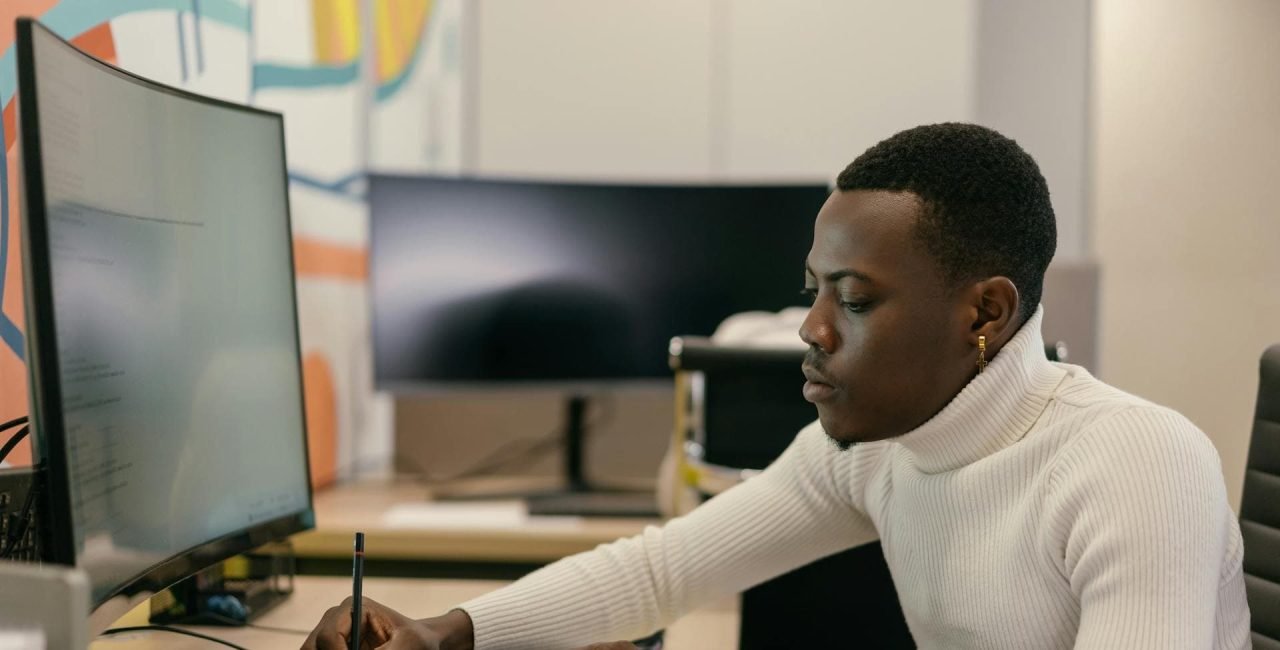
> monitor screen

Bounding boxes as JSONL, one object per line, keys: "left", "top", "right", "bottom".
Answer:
{"left": 16, "top": 19, "right": 313, "bottom": 606}
{"left": 370, "top": 175, "right": 829, "bottom": 387}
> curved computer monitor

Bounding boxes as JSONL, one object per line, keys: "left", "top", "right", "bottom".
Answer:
{"left": 15, "top": 18, "right": 314, "bottom": 613}
{"left": 369, "top": 175, "right": 831, "bottom": 390}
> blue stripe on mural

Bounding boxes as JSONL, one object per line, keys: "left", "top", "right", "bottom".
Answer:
{"left": 176, "top": 11, "right": 189, "bottom": 83}
{"left": 288, "top": 171, "right": 365, "bottom": 202}
{"left": 0, "top": 0, "right": 250, "bottom": 105}
{"left": 375, "top": 58, "right": 418, "bottom": 102}
{"left": 192, "top": 0, "right": 206, "bottom": 73}
{"left": 40, "top": 0, "right": 250, "bottom": 37}
{"left": 0, "top": 315, "right": 24, "bottom": 364}
{"left": 253, "top": 61, "right": 360, "bottom": 90}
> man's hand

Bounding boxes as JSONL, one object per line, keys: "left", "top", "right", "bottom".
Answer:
{"left": 300, "top": 597, "right": 474, "bottom": 650}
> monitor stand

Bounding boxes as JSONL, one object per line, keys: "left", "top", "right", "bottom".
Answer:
{"left": 438, "top": 395, "right": 659, "bottom": 518}
{"left": 522, "top": 395, "right": 659, "bottom": 518}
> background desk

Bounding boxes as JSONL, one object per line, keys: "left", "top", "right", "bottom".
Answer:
{"left": 91, "top": 575, "right": 740, "bottom": 649}
{"left": 292, "top": 479, "right": 658, "bottom": 579}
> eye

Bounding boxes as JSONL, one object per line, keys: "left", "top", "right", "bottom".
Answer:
{"left": 799, "top": 288, "right": 818, "bottom": 304}
{"left": 839, "top": 299, "right": 871, "bottom": 314}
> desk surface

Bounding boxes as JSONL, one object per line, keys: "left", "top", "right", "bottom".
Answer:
{"left": 90, "top": 575, "right": 739, "bottom": 649}
{"left": 293, "top": 479, "right": 658, "bottom": 563}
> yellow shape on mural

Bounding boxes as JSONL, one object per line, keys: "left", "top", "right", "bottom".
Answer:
{"left": 375, "top": 0, "right": 432, "bottom": 83}
{"left": 312, "top": 0, "right": 362, "bottom": 64}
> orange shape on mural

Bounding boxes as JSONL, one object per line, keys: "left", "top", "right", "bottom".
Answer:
{"left": 303, "top": 352, "right": 339, "bottom": 489}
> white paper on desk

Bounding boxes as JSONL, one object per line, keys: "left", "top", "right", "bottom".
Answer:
{"left": 382, "top": 501, "right": 582, "bottom": 529}
{"left": 0, "top": 630, "right": 45, "bottom": 650}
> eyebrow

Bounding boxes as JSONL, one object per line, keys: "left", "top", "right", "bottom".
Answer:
{"left": 804, "top": 264, "right": 874, "bottom": 284}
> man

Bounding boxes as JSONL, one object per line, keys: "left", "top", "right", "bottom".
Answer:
{"left": 303, "top": 123, "right": 1250, "bottom": 649}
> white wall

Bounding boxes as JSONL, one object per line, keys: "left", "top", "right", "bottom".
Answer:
{"left": 717, "top": 0, "right": 975, "bottom": 180}
{"left": 1093, "top": 0, "right": 1280, "bottom": 508}
{"left": 471, "top": 0, "right": 977, "bottom": 182}
{"left": 976, "top": 0, "right": 1092, "bottom": 261}
{"left": 474, "top": 0, "right": 715, "bottom": 180}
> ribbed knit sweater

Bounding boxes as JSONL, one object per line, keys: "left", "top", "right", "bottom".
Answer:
{"left": 459, "top": 310, "right": 1251, "bottom": 648}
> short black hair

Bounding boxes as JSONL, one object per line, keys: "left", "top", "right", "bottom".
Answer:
{"left": 836, "top": 123, "right": 1056, "bottom": 324}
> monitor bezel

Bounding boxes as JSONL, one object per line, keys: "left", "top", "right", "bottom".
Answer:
{"left": 15, "top": 17, "right": 315, "bottom": 608}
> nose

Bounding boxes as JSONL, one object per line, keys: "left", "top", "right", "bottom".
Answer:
{"left": 799, "top": 302, "right": 837, "bottom": 355}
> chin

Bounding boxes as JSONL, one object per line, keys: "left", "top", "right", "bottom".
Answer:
{"left": 818, "top": 412, "right": 866, "bottom": 451}
{"left": 818, "top": 409, "right": 893, "bottom": 450}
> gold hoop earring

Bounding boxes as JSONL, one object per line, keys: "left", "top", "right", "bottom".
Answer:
{"left": 977, "top": 336, "right": 987, "bottom": 374}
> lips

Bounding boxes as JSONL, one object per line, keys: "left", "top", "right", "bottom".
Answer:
{"left": 802, "top": 366, "right": 839, "bottom": 403}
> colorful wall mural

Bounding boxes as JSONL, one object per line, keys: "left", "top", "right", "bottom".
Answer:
{"left": 0, "top": 0, "right": 464, "bottom": 485}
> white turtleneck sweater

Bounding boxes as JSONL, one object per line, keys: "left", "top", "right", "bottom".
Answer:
{"left": 459, "top": 309, "right": 1251, "bottom": 648}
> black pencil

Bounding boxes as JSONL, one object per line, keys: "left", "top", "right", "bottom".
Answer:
{"left": 350, "top": 532, "right": 365, "bottom": 650}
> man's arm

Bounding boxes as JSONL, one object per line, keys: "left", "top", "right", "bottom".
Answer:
{"left": 457, "top": 421, "right": 883, "bottom": 649}
{"left": 1044, "top": 407, "right": 1245, "bottom": 649}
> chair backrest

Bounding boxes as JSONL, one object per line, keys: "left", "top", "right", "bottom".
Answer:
{"left": 669, "top": 337, "right": 810, "bottom": 471}
{"left": 1242, "top": 344, "right": 1280, "bottom": 648}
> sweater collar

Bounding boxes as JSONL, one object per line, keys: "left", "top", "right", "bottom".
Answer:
{"left": 893, "top": 306, "right": 1067, "bottom": 474}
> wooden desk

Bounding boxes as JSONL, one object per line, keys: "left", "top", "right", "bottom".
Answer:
{"left": 292, "top": 479, "right": 658, "bottom": 575}
{"left": 90, "top": 575, "right": 740, "bottom": 649}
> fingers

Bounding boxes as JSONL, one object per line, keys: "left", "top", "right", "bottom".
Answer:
{"left": 305, "top": 598, "right": 437, "bottom": 650}
{"left": 372, "top": 626, "right": 444, "bottom": 650}
{"left": 301, "top": 601, "right": 354, "bottom": 650}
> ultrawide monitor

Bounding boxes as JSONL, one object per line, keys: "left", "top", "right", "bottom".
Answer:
{"left": 16, "top": 18, "right": 313, "bottom": 608}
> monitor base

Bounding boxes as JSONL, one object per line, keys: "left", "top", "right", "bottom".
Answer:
{"left": 150, "top": 542, "right": 296, "bottom": 626}
{"left": 526, "top": 488, "right": 659, "bottom": 518}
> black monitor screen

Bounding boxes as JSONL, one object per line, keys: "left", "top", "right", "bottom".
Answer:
{"left": 16, "top": 19, "right": 313, "bottom": 606}
{"left": 370, "top": 175, "right": 829, "bottom": 386}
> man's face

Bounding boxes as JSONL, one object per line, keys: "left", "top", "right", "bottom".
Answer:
{"left": 801, "top": 189, "right": 977, "bottom": 447}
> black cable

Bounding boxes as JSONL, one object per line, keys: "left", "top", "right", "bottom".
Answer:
{"left": 389, "top": 425, "right": 564, "bottom": 485}
{"left": 392, "top": 432, "right": 562, "bottom": 485}
{"left": 0, "top": 415, "right": 29, "bottom": 434}
{"left": 0, "top": 424, "right": 31, "bottom": 465}
{"left": 98, "top": 625, "right": 251, "bottom": 650}
{"left": 393, "top": 395, "right": 621, "bottom": 486}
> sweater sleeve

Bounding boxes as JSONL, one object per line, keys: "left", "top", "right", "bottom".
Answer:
{"left": 457, "top": 421, "right": 881, "bottom": 649}
{"left": 1042, "top": 407, "right": 1241, "bottom": 649}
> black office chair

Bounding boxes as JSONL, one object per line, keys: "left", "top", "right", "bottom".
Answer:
{"left": 1241, "top": 344, "right": 1280, "bottom": 649}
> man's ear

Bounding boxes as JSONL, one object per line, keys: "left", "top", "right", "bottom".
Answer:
{"left": 968, "top": 276, "right": 1020, "bottom": 348}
